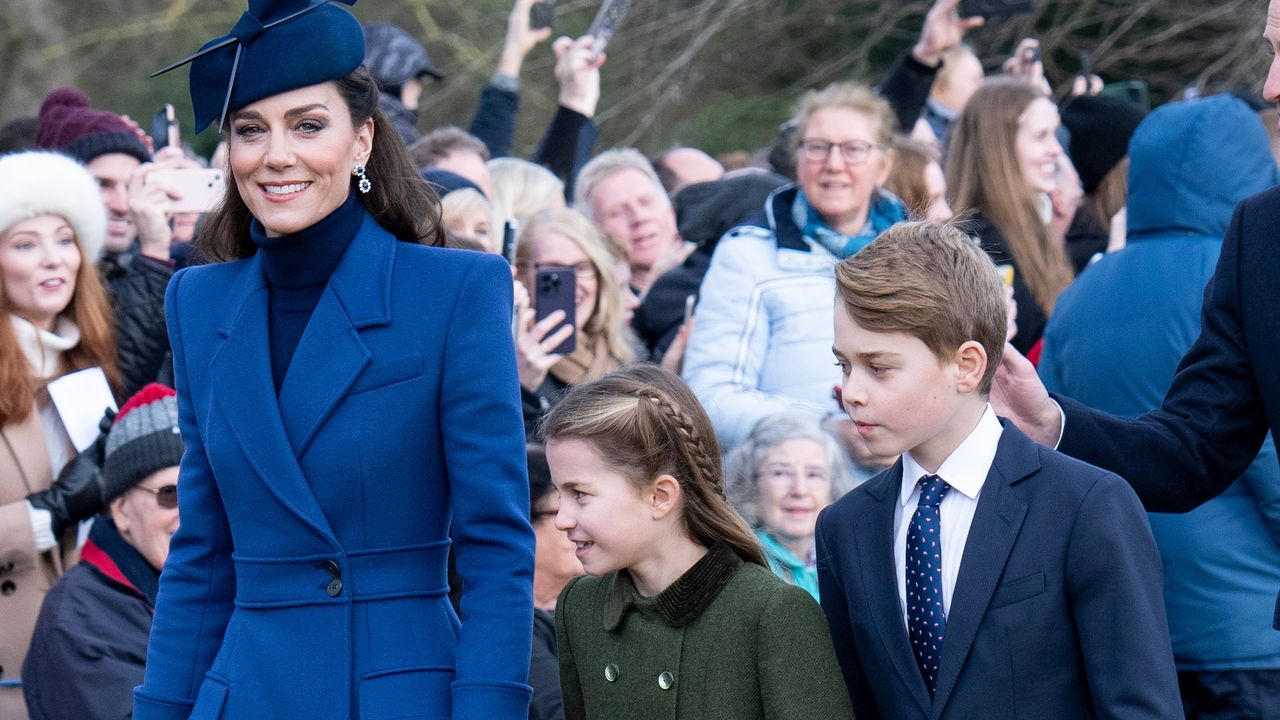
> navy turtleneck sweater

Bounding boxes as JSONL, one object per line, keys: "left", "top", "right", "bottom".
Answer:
{"left": 251, "top": 193, "right": 364, "bottom": 392}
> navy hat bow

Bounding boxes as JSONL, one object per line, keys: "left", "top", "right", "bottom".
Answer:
{"left": 153, "top": 0, "right": 364, "bottom": 132}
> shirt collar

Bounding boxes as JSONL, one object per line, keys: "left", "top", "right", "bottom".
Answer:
{"left": 900, "top": 404, "right": 1003, "bottom": 506}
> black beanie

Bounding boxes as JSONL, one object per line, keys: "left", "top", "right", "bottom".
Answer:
{"left": 1060, "top": 95, "right": 1148, "bottom": 194}
{"left": 101, "top": 384, "right": 183, "bottom": 503}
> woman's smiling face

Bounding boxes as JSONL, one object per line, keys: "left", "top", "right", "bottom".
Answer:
{"left": 228, "top": 82, "right": 373, "bottom": 237}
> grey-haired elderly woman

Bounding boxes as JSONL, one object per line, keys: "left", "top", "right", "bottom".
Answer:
{"left": 725, "top": 414, "right": 855, "bottom": 600}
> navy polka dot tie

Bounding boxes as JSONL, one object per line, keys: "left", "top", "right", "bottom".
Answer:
{"left": 907, "top": 474, "right": 949, "bottom": 696}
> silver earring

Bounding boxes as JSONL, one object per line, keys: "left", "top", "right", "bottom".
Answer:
{"left": 353, "top": 164, "right": 372, "bottom": 194}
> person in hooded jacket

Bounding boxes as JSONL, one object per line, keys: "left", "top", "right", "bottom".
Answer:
{"left": 1038, "top": 94, "right": 1280, "bottom": 718}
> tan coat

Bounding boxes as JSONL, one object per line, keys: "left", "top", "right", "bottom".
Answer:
{"left": 0, "top": 402, "right": 77, "bottom": 720}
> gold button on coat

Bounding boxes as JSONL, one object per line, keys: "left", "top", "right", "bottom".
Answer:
{"left": 604, "top": 664, "right": 619, "bottom": 682}
{"left": 658, "top": 671, "right": 674, "bottom": 690}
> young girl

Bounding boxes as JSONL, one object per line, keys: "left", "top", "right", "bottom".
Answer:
{"left": 542, "top": 363, "right": 853, "bottom": 720}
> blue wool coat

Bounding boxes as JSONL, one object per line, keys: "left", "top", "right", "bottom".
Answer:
{"left": 133, "top": 215, "right": 535, "bottom": 720}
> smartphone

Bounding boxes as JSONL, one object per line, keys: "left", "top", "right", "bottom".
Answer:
{"left": 958, "top": 0, "right": 1032, "bottom": 19}
{"left": 502, "top": 219, "right": 518, "bottom": 266}
{"left": 586, "top": 0, "right": 630, "bottom": 57}
{"left": 535, "top": 267, "right": 576, "bottom": 355}
{"left": 683, "top": 294, "right": 696, "bottom": 325}
{"left": 530, "top": 0, "right": 555, "bottom": 30}
{"left": 147, "top": 168, "right": 225, "bottom": 214}
{"left": 1078, "top": 51, "right": 1092, "bottom": 79}
{"left": 150, "top": 103, "right": 179, "bottom": 151}
{"left": 1026, "top": 45, "right": 1041, "bottom": 64}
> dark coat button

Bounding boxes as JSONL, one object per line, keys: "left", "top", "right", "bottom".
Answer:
{"left": 327, "top": 577, "right": 344, "bottom": 597}
{"left": 0, "top": 580, "right": 15, "bottom": 596}
{"left": 323, "top": 560, "right": 341, "bottom": 577}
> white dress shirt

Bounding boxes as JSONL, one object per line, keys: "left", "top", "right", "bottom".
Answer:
{"left": 894, "top": 404, "right": 1003, "bottom": 624}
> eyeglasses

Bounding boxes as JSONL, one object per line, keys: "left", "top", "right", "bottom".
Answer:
{"left": 521, "top": 261, "right": 597, "bottom": 283}
{"left": 133, "top": 484, "right": 178, "bottom": 510}
{"left": 798, "top": 138, "right": 881, "bottom": 166}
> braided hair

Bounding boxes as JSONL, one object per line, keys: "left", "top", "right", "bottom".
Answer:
{"left": 539, "top": 363, "right": 766, "bottom": 567}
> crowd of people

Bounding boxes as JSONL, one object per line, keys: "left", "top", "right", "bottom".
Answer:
{"left": 2, "top": 0, "right": 1280, "bottom": 717}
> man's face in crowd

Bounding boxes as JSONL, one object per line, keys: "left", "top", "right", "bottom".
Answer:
{"left": 1265, "top": 0, "right": 1280, "bottom": 112}
{"left": 87, "top": 152, "right": 142, "bottom": 254}
{"left": 587, "top": 168, "right": 678, "bottom": 276}
{"left": 435, "top": 150, "right": 492, "bottom": 199}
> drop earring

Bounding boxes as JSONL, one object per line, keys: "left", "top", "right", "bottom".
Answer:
{"left": 353, "top": 163, "right": 372, "bottom": 194}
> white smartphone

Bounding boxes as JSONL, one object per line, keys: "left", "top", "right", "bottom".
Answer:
{"left": 147, "top": 168, "right": 225, "bottom": 214}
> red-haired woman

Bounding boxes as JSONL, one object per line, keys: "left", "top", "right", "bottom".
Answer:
{"left": 0, "top": 151, "right": 120, "bottom": 719}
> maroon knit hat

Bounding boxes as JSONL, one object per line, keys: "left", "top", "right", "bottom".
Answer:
{"left": 35, "top": 88, "right": 150, "bottom": 165}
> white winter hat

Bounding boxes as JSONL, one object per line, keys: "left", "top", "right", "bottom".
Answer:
{"left": 0, "top": 151, "right": 106, "bottom": 263}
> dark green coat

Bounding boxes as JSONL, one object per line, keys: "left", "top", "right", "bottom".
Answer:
{"left": 556, "top": 544, "right": 854, "bottom": 720}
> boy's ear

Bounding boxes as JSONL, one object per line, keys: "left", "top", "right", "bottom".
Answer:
{"left": 952, "top": 340, "right": 988, "bottom": 394}
{"left": 649, "top": 474, "right": 683, "bottom": 521}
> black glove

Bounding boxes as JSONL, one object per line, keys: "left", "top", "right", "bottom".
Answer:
{"left": 27, "top": 411, "right": 113, "bottom": 539}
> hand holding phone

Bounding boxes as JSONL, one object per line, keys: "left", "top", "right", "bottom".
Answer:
{"left": 530, "top": 0, "right": 555, "bottom": 30}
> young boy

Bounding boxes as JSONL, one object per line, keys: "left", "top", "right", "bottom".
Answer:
{"left": 817, "top": 222, "right": 1181, "bottom": 719}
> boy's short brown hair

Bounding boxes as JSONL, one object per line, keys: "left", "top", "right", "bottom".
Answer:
{"left": 834, "top": 221, "right": 1006, "bottom": 393}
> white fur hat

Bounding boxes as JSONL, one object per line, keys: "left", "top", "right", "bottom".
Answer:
{"left": 0, "top": 151, "right": 106, "bottom": 263}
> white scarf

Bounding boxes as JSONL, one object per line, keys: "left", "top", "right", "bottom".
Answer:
{"left": 10, "top": 314, "right": 80, "bottom": 380}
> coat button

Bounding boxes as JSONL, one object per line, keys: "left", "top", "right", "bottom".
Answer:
{"left": 604, "top": 664, "right": 619, "bottom": 682}
{"left": 326, "top": 577, "right": 344, "bottom": 597}
{"left": 323, "top": 560, "right": 341, "bottom": 577}
{"left": 0, "top": 580, "right": 14, "bottom": 596}
{"left": 658, "top": 672, "right": 674, "bottom": 690}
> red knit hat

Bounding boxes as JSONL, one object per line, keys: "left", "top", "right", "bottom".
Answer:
{"left": 101, "top": 384, "right": 182, "bottom": 502}
{"left": 35, "top": 88, "right": 151, "bottom": 165}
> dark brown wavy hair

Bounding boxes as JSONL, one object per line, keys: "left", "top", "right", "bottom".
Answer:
{"left": 539, "top": 363, "right": 766, "bottom": 567}
{"left": 198, "top": 66, "right": 443, "bottom": 262}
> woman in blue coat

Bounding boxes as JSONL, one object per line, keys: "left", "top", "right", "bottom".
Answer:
{"left": 132, "top": 2, "right": 536, "bottom": 718}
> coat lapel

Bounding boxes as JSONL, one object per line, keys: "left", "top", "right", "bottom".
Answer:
{"left": 208, "top": 253, "right": 334, "bottom": 543}
{"left": 930, "top": 422, "right": 1035, "bottom": 717}
{"left": 277, "top": 216, "right": 395, "bottom": 457}
{"left": 854, "top": 461, "right": 933, "bottom": 717}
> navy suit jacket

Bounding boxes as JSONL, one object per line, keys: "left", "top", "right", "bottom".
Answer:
{"left": 816, "top": 421, "right": 1181, "bottom": 720}
{"left": 134, "top": 216, "right": 535, "bottom": 720}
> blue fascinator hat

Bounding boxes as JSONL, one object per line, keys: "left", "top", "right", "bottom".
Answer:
{"left": 153, "top": 0, "right": 366, "bottom": 132}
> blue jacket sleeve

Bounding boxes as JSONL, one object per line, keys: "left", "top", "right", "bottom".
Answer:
{"left": 134, "top": 269, "right": 237, "bottom": 720}
{"left": 439, "top": 254, "right": 536, "bottom": 718}
{"left": 1066, "top": 474, "right": 1182, "bottom": 718}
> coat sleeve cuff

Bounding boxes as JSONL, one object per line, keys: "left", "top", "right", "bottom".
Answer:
{"left": 451, "top": 681, "right": 533, "bottom": 719}
{"left": 133, "top": 687, "right": 194, "bottom": 720}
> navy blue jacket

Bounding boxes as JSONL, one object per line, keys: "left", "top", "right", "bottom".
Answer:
{"left": 1041, "top": 95, "right": 1280, "bottom": 669}
{"left": 816, "top": 422, "right": 1180, "bottom": 719}
{"left": 133, "top": 215, "right": 535, "bottom": 719}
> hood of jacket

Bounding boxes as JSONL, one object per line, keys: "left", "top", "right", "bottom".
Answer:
{"left": 1126, "top": 93, "right": 1280, "bottom": 242}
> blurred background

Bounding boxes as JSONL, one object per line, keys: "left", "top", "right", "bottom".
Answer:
{"left": 0, "top": 0, "right": 1269, "bottom": 160}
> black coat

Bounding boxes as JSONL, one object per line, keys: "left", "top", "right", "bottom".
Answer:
{"left": 529, "top": 608, "right": 564, "bottom": 720}
{"left": 23, "top": 519, "right": 158, "bottom": 720}
{"left": 109, "top": 255, "right": 174, "bottom": 399}
{"left": 966, "top": 216, "right": 1049, "bottom": 355}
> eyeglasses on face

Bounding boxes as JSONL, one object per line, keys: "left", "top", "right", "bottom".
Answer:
{"left": 133, "top": 484, "right": 178, "bottom": 510}
{"left": 520, "top": 261, "right": 598, "bottom": 283}
{"left": 798, "top": 138, "right": 880, "bottom": 166}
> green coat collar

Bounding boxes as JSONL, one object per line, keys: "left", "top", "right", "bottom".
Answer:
{"left": 600, "top": 544, "right": 741, "bottom": 630}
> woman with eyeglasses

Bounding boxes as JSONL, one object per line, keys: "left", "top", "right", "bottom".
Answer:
{"left": 683, "top": 81, "right": 906, "bottom": 469}
{"left": 946, "top": 77, "right": 1074, "bottom": 356}
{"left": 23, "top": 384, "right": 181, "bottom": 720}
{"left": 0, "top": 151, "right": 122, "bottom": 720}
{"left": 514, "top": 208, "right": 636, "bottom": 438}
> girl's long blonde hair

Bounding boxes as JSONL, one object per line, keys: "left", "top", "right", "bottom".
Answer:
{"left": 946, "top": 78, "right": 1074, "bottom": 316}
{"left": 539, "top": 363, "right": 766, "bottom": 567}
